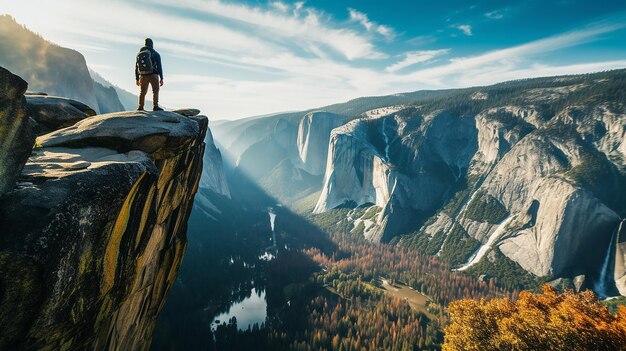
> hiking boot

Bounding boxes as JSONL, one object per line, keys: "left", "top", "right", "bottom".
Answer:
{"left": 153, "top": 106, "right": 164, "bottom": 111}
{"left": 137, "top": 106, "right": 145, "bottom": 111}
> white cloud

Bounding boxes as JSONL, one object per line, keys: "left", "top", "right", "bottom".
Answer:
{"left": 485, "top": 10, "right": 504, "bottom": 19}
{"left": 457, "top": 24, "right": 473, "bottom": 36}
{"left": 348, "top": 8, "right": 395, "bottom": 40}
{"left": 386, "top": 49, "right": 450, "bottom": 72}
{"left": 151, "top": 0, "right": 387, "bottom": 60}
{"left": 2, "top": 1, "right": 625, "bottom": 120}
{"left": 401, "top": 23, "right": 626, "bottom": 86}
{"left": 271, "top": 2, "right": 289, "bottom": 13}
{"left": 348, "top": 8, "right": 372, "bottom": 31}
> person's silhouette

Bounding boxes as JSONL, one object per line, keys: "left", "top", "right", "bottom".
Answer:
{"left": 135, "top": 38, "right": 164, "bottom": 111}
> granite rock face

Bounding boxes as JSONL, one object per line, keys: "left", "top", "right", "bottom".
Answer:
{"left": 200, "top": 125, "right": 230, "bottom": 198}
{"left": 297, "top": 111, "right": 345, "bottom": 175}
{"left": 0, "top": 100, "right": 209, "bottom": 349}
{"left": 313, "top": 72, "right": 626, "bottom": 294}
{"left": 614, "top": 220, "right": 626, "bottom": 295}
{"left": 0, "top": 66, "right": 35, "bottom": 197}
{"left": 26, "top": 94, "right": 96, "bottom": 135}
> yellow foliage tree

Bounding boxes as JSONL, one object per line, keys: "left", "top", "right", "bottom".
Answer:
{"left": 443, "top": 285, "right": 626, "bottom": 351}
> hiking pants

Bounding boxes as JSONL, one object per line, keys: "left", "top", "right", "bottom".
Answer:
{"left": 139, "top": 74, "right": 160, "bottom": 108}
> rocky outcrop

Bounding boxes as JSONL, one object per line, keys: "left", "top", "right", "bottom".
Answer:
{"left": 26, "top": 94, "right": 96, "bottom": 135}
{"left": 0, "top": 89, "right": 209, "bottom": 350}
{"left": 0, "top": 67, "right": 35, "bottom": 197}
{"left": 297, "top": 111, "right": 345, "bottom": 175}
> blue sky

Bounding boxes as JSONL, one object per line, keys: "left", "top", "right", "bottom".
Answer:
{"left": 3, "top": 0, "right": 626, "bottom": 119}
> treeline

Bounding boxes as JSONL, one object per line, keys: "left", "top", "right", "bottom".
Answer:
{"left": 276, "top": 284, "right": 441, "bottom": 350}
{"left": 305, "top": 231, "right": 517, "bottom": 306}
{"left": 213, "top": 269, "right": 444, "bottom": 350}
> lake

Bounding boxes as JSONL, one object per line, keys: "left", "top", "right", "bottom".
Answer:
{"left": 212, "top": 288, "right": 267, "bottom": 331}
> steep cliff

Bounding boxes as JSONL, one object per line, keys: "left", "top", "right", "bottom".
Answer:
{"left": 199, "top": 123, "right": 230, "bottom": 198}
{"left": 315, "top": 110, "right": 478, "bottom": 242}
{"left": 210, "top": 93, "right": 448, "bottom": 205}
{"left": 314, "top": 71, "right": 626, "bottom": 294}
{"left": 297, "top": 111, "right": 345, "bottom": 175}
{"left": 0, "top": 68, "right": 211, "bottom": 350}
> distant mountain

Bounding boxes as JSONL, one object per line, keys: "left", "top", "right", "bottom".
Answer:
{"left": 0, "top": 15, "right": 124, "bottom": 113}
{"left": 89, "top": 69, "right": 147, "bottom": 111}
{"left": 212, "top": 69, "right": 626, "bottom": 297}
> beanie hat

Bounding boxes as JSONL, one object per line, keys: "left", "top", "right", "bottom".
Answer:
{"left": 145, "top": 38, "right": 153, "bottom": 48}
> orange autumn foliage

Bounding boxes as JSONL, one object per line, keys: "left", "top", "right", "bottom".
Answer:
{"left": 443, "top": 285, "right": 626, "bottom": 351}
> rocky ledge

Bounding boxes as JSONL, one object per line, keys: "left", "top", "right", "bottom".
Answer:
{"left": 0, "top": 67, "right": 207, "bottom": 350}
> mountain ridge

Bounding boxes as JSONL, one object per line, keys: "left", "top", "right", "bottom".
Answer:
{"left": 0, "top": 15, "right": 125, "bottom": 114}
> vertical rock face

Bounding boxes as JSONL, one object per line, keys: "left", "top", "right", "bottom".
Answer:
{"left": 0, "top": 66, "right": 35, "bottom": 197}
{"left": 297, "top": 111, "right": 345, "bottom": 175}
{"left": 313, "top": 119, "right": 392, "bottom": 213}
{"left": 313, "top": 71, "right": 626, "bottom": 293}
{"left": 0, "top": 102, "right": 209, "bottom": 350}
{"left": 615, "top": 220, "right": 626, "bottom": 295}
{"left": 315, "top": 111, "right": 478, "bottom": 241}
{"left": 200, "top": 124, "right": 230, "bottom": 198}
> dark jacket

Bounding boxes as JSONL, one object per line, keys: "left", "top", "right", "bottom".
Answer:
{"left": 135, "top": 46, "right": 163, "bottom": 81}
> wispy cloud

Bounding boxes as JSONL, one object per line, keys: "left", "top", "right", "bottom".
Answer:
{"left": 401, "top": 22, "right": 626, "bottom": 85}
{"left": 270, "top": 1, "right": 289, "bottom": 13}
{"left": 485, "top": 10, "right": 504, "bottom": 20}
{"left": 386, "top": 49, "right": 450, "bottom": 72}
{"left": 456, "top": 24, "right": 473, "bottom": 36}
{"left": 406, "top": 35, "right": 437, "bottom": 47}
{"left": 348, "top": 8, "right": 395, "bottom": 40}
{"left": 2, "top": 0, "right": 625, "bottom": 119}
{"left": 151, "top": 0, "right": 389, "bottom": 60}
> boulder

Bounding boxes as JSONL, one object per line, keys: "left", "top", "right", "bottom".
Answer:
{"left": 26, "top": 95, "right": 96, "bottom": 134}
{"left": 172, "top": 108, "right": 200, "bottom": 117}
{"left": 0, "top": 66, "right": 35, "bottom": 197}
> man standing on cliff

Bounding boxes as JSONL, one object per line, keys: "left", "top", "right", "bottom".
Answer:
{"left": 135, "top": 38, "right": 164, "bottom": 111}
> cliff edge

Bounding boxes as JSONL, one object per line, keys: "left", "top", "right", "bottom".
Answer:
{"left": 0, "top": 67, "right": 209, "bottom": 350}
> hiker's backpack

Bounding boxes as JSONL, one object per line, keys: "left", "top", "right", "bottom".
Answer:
{"left": 136, "top": 49, "right": 154, "bottom": 75}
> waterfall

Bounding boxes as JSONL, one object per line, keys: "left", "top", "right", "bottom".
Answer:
{"left": 382, "top": 117, "right": 391, "bottom": 162}
{"left": 455, "top": 215, "right": 515, "bottom": 271}
{"left": 594, "top": 222, "right": 621, "bottom": 298}
{"left": 268, "top": 209, "right": 278, "bottom": 252}
{"left": 269, "top": 211, "right": 276, "bottom": 232}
